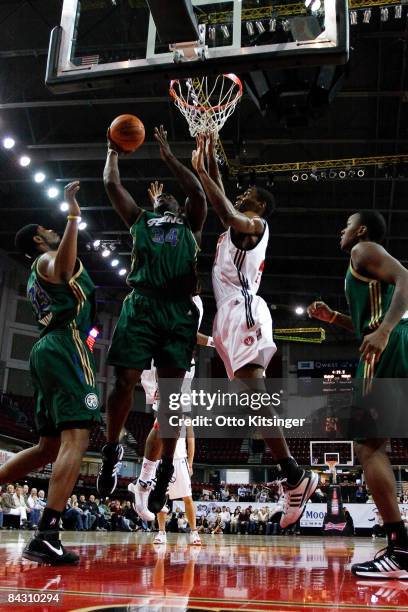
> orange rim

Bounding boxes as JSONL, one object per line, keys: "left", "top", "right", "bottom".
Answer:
{"left": 169, "top": 73, "right": 243, "bottom": 112}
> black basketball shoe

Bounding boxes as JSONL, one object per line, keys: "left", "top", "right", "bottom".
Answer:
{"left": 97, "top": 443, "right": 124, "bottom": 496}
{"left": 147, "top": 460, "right": 174, "bottom": 514}
{"left": 23, "top": 534, "right": 79, "bottom": 565}
{"left": 352, "top": 546, "right": 408, "bottom": 579}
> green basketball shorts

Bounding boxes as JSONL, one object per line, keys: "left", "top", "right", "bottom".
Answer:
{"left": 29, "top": 329, "right": 101, "bottom": 436}
{"left": 107, "top": 291, "right": 199, "bottom": 371}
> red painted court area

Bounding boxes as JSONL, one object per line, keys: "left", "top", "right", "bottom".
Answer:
{"left": 0, "top": 533, "right": 408, "bottom": 611}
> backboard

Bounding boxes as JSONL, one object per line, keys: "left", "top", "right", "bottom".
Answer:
{"left": 310, "top": 441, "right": 354, "bottom": 467}
{"left": 46, "top": 0, "right": 349, "bottom": 94}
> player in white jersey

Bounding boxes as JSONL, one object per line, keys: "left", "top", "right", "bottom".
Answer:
{"left": 128, "top": 294, "right": 212, "bottom": 545}
{"left": 192, "top": 134, "right": 318, "bottom": 529}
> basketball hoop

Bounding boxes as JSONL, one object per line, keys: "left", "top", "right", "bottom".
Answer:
{"left": 169, "top": 73, "right": 243, "bottom": 138}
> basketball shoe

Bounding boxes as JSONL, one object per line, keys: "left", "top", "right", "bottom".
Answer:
{"left": 148, "top": 459, "right": 174, "bottom": 514}
{"left": 153, "top": 531, "right": 167, "bottom": 545}
{"left": 23, "top": 533, "right": 79, "bottom": 565}
{"left": 280, "top": 470, "right": 319, "bottom": 529}
{"left": 352, "top": 546, "right": 408, "bottom": 579}
{"left": 97, "top": 443, "right": 124, "bottom": 496}
{"left": 128, "top": 480, "right": 155, "bottom": 522}
{"left": 189, "top": 530, "right": 202, "bottom": 546}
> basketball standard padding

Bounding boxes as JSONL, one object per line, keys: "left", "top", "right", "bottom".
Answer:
{"left": 109, "top": 114, "right": 145, "bottom": 153}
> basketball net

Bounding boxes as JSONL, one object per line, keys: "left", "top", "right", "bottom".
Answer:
{"left": 169, "top": 73, "right": 242, "bottom": 162}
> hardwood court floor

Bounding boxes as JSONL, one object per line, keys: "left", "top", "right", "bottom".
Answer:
{"left": 0, "top": 532, "right": 407, "bottom": 611}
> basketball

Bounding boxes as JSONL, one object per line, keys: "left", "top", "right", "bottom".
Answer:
{"left": 109, "top": 114, "right": 145, "bottom": 153}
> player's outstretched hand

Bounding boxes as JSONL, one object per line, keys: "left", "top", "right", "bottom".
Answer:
{"left": 106, "top": 128, "right": 131, "bottom": 156}
{"left": 307, "top": 301, "right": 335, "bottom": 322}
{"left": 154, "top": 125, "right": 171, "bottom": 159}
{"left": 192, "top": 134, "right": 205, "bottom": 172}
{"left": 64, "top": 181, "right": 81, "bottom": 218}
{"left": 206, "top": 131, "right": 216, "bottom": 160}
{"left": 148, "top": 180, "right": 164, "bottom": 207}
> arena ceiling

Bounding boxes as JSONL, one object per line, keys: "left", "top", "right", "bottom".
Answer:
{"left": 0, "top": 0, "right": 407, "bottom": 331}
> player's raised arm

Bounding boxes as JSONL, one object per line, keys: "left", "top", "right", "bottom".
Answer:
{"left": 103, "top": 131, "right": 143, "bottom": 229}
{"left": 154, "top": 125, "right": 207, "bottom": 236}
{"left": 38, "top": 181, "right": 81, "bottom": 283}
{"left": 352, "top": 242, "right": 408, "bottom": 361}
{"left": 192, "top": 135, "right": 264, "bottom": 235}
{"left": 206, "top": 132, "right": 225, "bottom": 194}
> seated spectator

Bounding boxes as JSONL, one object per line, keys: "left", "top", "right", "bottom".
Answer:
{"left": 88, "top": 494, "right": 107, "bottom": 531}
{"left": 178, "top": 512, "right": 188, "bottom": 533}
{"left": 249, "top": 509, "right": 259, "bottom": 534}
{"left": 196, "top": 516, "right": 209, "bottom": 534}
{"left": 27, "top": 488, "right": 44, "bottom": 529}
{"left": 237, "top": 485, "right": 247, "bottom": 502}
{"left": 257, "top": 488, "right": 269, "bottom": 504}
{"left": 258, "top": 507, "right": 269, "bottom": 535}
{"left": 220, "top": 506, "right": 231, "bottom": 534}
{"left": 122, "top": 501, "right": 138, "bottom": 531}
{"left": 238, "top": 508, "right": 250, "bottom": 535}
{"left": 63, "top": 497, "right": 84, "bottom": 530}
{"left": 206, "top": 508, "right": 217, "bottom": 532}
{"left": 220, "top": 484, "right": 230, "bottom": 502}
{"left": 79, "top": 494, "right": 96, "bottom": 530}
{"left": 354, "top": 486, "right": 367, "bottom": 503}
{"left": 1, "top": 484, "right": 28, "bottom": 527}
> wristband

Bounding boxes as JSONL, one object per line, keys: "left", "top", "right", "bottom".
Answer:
{"left": 207, "top": 336, "right": 215, "bottom": 347}
{"left": 67, "top": 215, "right": 81, "bottom": 221}
{"left": 329, "top": 311, "right": 338, "bottom": 324}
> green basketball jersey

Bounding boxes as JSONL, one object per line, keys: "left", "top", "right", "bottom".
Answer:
{"left": 127, "top": 210, "right": 199, "bottom": 295}
{"left": 345, "top": 262, "right": 395, "bottom": 341}
{"left": 27, "top": 258, "right": 96, "bottom": 337}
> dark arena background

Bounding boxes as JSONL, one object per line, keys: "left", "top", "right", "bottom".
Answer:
{"left": 0, "top": 1, "right": 408, "bottom": 610}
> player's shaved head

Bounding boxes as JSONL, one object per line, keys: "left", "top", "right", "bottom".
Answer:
{"left": 14, "top": 224, "right": 39, "bottom": 258}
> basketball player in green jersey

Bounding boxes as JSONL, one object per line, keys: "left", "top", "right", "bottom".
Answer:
{"left": 99, "top": 125, "right": 207, "bottom": 514}
{"left": 308, "top": 210, "right": 408, "bottom": 579}
{"left": 0, "top": 181, "right": 101, "bottom": 565}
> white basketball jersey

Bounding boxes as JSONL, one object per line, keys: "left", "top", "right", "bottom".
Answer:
{"left": 212, "top": 222, "right": 269, "bottom": 308}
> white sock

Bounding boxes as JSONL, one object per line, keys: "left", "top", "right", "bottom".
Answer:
{"left": 139, "top": 458, "right": 158, "bottom": 482}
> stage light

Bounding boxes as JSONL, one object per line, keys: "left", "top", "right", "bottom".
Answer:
{"left": 208, "top": 26, "right": 216, "bottom": 41}
{"left": 93, "top": 240, "right": 101, "bottom": 248}
{"left": 338, "top": 170, "right": 346, "bottom": 179}
{"left": 3, "top": 137, "right": 15, "bottom": 149}
{"left": 102, "top": 249, "right": 110, "bottom": 258}
{"left": 291, "top": 173, "right": 299, "bottom": 182}
{"left": 255, "top": 21, "right": 265, "bottom": 34}
{"left": 320, "top": 171, "right": 327, "bottom": 180}
{"left": 348, "top": 169, "right": 356, "bottom": 178}
{"left": 19, "top": 155, "right": 31, "bottom": 167}
{"left": 34, "top": 172, "right": 46, "bottom": 183}
{"left": 221, "top": 25, "right": 230, "bottom": 39}
{"left": 363, "top": 9, "right": 371, "bottom": 24}
{"left": 111, "top": 259, "right": 119, "bottom": 267}
{"left": 301, "top": 172, "right": 308, "bottom": 181}
{"left": 329, "top": 170, "right": 337, "bottom": 179}
{"left": 246, "top": 21, "right": 255, "bottom": 36}
{"left": 119, "top": 268, "right": 127, "bottom": 276}
{"left": 78, "top": 221, "right": 87, "bottom": 230}
{"left": 282, "top": 19, "right": 290, "bottom": 32}
{"left": 395, "top": 5, "right": 402, "bottom": 19}
{"left": 47, "top": 186, "right": 59, "bottom": 199}
{"left": 59, "top": 202, "right": 69, "bottom": 212}
{"left": 357, "top": 169, "right": 365, "bottom": 178}
{"left": 350, "top": 10, "right": 358, "bottom": 25}
{"left": 381, "top": 7, "right": 389, "bottom": 22}
{"left": 269, "top": 18, "right": 277, "bottom": 32}
{"left": 305, "top": 0, "right": 321, "bottom": 12}
{"left": 310, "top": 172, "right": 319, "bottom": 181}
{"left": 295, "top": 306, "right": 305, "bottom": 315}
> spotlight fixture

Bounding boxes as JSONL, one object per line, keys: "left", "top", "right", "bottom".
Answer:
{"left": 59, "top": 202, "right": 69, "bottom": 212}
{"left": 329, "top": 169, "right": 337, "bottom": 179}
{"left": 310, "top": 172, "right": 319, "bottom": 181}
{"left": 236, "top": 173, "right": 244, "bottom": 190}
{"left": 348, "top": 169, "right": 356, "bottom": 178}
{"left": 19, "top": 155, "right": 31, "bottom": 167}
{"left": 291, "top": 173, "right": 299, "bottom": 182}
{"left": 118, "top": 268, "right": 127, "bottom": 276}
{"left": 47, "top": 187, "right": 59, "bottom": 199}
{"left": 395, "top": 5, "right": 402, "bottom": 19}
{"left": 266, "top": 173, "right": 274, "bottom": 189}
{"left": 282, "top": 19, "right": 290, "bottom": 32}
{"left": 93, "top": 240, "right": 101, "bottom": 248}
{"left": 357, "top": 169, "right": 365, "bottom": 178}
{"left": 221, "top": 25, "right": 230, "bottom": 39}
{"left": 295, "top": 306, "right": 305, "bottom": 315}
{"left": 255, "top": 20, "right": 265, "bottom": 34}
{"left": 208, "top": 26, "right": 216, "bottom": 41}
{"left": 269, "top": 18, "right": 277, "bottom": 32}
{"left": 34, "top": 172, "right": 46, "bottom": 183}
{"left": 380, "top": 7, "right": 389, "bottom": 22}
{"left": 102, "top": 249, "right": 110, "bottom": 258}
{"left": 305, "top": 0, "right": 321, "bottom": 13}
{"left": 246, "top": 21, "right": 255, "bottom": 36}
{"left": 301, "top": 172, "right": 308, "bottom": 181}
{"left": 111, "top": 259, "right": 119, "bottom": 267}
{"left": 320, "top": 171, "right": 327, "bottom": 180}
{"left": 350, "top": 10, "right": 358, "bottom": 25}
{"left": 3, "top": 137, "right": 15, "bottom": 149}
{"left": 338, "top": 170, "right": 346, "bottom": 179}
{"left": 78, "top": 221, "right": 87, "bottom": 230}
{"left": 363, "top": 9, "right": 371, "bottom": 24}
